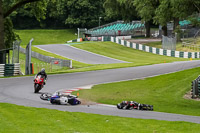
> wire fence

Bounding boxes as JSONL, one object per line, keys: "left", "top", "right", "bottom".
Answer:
{"left": 181, "top": 29, "right": 200, "bottom": 51}
{"left": 162, "top": 35, "right": 177, "bottom": 50}
{"left": 19, "top": 47, "right": 72, "bottom": 68}
{"left": 20, "top": 60, "right": 69, "bottom": 74}
{"left": 12, "top": 41, "right": 21, "bottom": 64}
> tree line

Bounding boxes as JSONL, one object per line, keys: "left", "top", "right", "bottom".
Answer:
{"left": 0, "top": 0, "right": 200, "bottom": 63}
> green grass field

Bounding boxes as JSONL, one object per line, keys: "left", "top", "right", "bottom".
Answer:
{"left": 4, "top": 30, "right": 200, "bottom": 131}
{"left": 0, "top": 103, "right": 199, "bottom": 133}
{"left": 15, "top": 29, "right": 77, "bottom": 46}
{"left": 72, "top": 41, "right": 189, "bottom": 64}
{"left": 76, "top": 67, "right": 200, "bottom": 116}
{"left": 15, "top": 40, "right": 190, "bottom": 75}
{"left": 31, "top": 41, "right": 190, "bottom": 74}
{"left": 14, "top": 30, "right": 193, "bottom": 74}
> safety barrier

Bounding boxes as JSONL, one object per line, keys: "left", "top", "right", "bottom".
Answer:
{"left": 0, "top": 64, "right": 5, "bottom": 77}
{"left": 67, "top": 38, "right": 83, "bottom": 43}
{"left": 0, "top": 63, "right": 21, "bottom": 77}
{"left": 67, "top": 36, "right": 111, "bottom": 42}
{"left": 191, "top": 76, "right": 200, "bottom": 98}
{"left": 111, "top": 37, "right": 200, "bottom": 58}
{"left": 19, "top": 47, "right": 72, "bottom": 68}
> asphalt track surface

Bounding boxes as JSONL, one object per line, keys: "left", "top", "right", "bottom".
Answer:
{"left": 35, "top": 44, "right": 127, "bottom": 64}
{"left": 1, "top": 61, "right": 200, "bottom": 123}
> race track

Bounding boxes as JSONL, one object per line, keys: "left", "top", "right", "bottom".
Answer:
{"left": 35, "top": 44, "right": 127, "bottom": 64}
{"left": 1, "top": 60, "right": 200, "bottom": 123}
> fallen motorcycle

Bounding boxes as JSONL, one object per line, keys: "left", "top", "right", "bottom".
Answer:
{"left": 117, "top": 101, "right": 153, "bottom": 111}
{"left": 40, "top": 92, "right": 81, "bottom": 105}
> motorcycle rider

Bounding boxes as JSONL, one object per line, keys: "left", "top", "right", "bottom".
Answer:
{"left": 35, "top": 68, "right": 47, "bottom": 85}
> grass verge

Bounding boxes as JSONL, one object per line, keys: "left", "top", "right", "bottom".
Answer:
{"left": 14, "top": 29, "right": 194, "bottom": 74}
{"left": 19, "top": 41, "right": 192, "bottom": 75}
{"left": 72, "top": 41, "right": 189, "bottom": 63}
{"left": 15, "top": 29, "right": 77, "bottom": 46}
{"left": 76, "top": 67, "right": 200, "bottom": 116}
{"left": 0, "top": 103, "right": 199, "bottom": 133}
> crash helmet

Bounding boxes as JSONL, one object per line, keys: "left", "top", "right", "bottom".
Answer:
{"left": 41, "top": 68, "right": 45, "bottom": 73}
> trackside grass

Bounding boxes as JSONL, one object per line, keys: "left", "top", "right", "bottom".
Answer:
{"left": 77, "top": 67, "right": 200, "bottom": 116}
{"left": 14, "top": 29, "right": 193, "bottom": 74}
{"left": 19, "top": 41, "right": 191, "bottom": 75}
{"left": 0, "top": 103, "right": 199, "bottom": 133}
{"left": 72, "top": 41, "right": 189, "bottom": 63}
{"left": 15, "top": 29, "right": 77, "bottom": 46}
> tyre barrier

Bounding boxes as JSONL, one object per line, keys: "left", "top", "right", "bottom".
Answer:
{"left": 191, "top": 75, "right": 200, "bottom": 98}
{"left": 0, "top": 63, "right": 21, "bottom": 77}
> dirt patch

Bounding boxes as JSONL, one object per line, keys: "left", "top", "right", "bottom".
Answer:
{"left": 126, "top": 38, "right": 161, "bottom": 44}
{"left": 183, "top": 91, "right": 200, "bottom": 101}
{"left": 78, "top": 98, "right": 97, "bottom": 105}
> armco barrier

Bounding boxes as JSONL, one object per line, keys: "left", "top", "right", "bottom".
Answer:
{"left": 20, "top": 47, "right": 72, "bottom": 68}
{"left": 67, "top": 36, "right": 112, "bottom": 43}
{"left": 0, "top": 63, "right": 21, "bottom": 77}
{"left": 67, "top": 38, "right": 83, "bottom": 43}
{"left": 111, "top": 37, "right": 200, "bottom": 59}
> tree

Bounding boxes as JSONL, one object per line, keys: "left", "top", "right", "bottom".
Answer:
{"left": 134, "top": 0, "right": 159, "bottom": 37}
{"left": 154, "top": 0, "right": 200, "bottom": 36}
{"left": 104, "top": 0, "right": 158, "bottom": 37}
{"left": 134, "top": 0, "right": 200, "bottom": 37}
{"left": 65, "top": 0, "right": 106, "bottom": 28}
{"left": 0, "top": 0, "right": 47, "bottom": 63}
{"left": 153, "top": 0, "right": 171, "bottom": 36}
{"left": 104, "top": 0, "right": 138, "bottom": 22}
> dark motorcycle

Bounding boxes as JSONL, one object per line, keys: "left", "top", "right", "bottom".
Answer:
{"left": 117, "top": 101, "right": 139, "bottom": 110}
{"left": 117, "top": 101, "right": 153, "bottom": 111}
{"left": 139, "top": 103, "right": 153, "bottom": 111}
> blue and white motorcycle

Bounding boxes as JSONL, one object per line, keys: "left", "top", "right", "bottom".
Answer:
{"left": 40, "top": 92, "right": 81, "bottom": 105}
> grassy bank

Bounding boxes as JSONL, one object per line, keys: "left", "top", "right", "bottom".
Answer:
{"left": 30, "top": 41, "right": 190, "bottom": 74}
{"left": 77, "top": 67, "right": 200, "bottom": 116}
{"left": 35, "top": 41, "right": 193, "bottom": 74}
{"left": 15, "top": 29, "right": 77, "bottom": 46}
{"left": 0, "top": 103, "right": 199, "bottom": 133}
{"left": 14, "top": 30, "right": 194, "bottom": 75}
{"left": 72, "top": 41, "right": 189, "bottom": 64}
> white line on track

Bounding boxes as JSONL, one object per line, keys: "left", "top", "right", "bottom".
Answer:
{"left": 66, "top": 45, "right": 128, "bottom": 63}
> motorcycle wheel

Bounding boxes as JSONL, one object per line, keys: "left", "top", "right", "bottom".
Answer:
{"left": 117, "top": 103, "right": 123, "bottom": 109}
{"left": 77, "top": 100, "right": 81, "bottom": 105}
{"left": 34, "top": 84, "right": 40, "bottom": 93}
{"left": 40, "top": 93, "right": 52, "bottom": 100}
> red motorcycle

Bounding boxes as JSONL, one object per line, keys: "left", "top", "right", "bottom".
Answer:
{"left": 34, "top": 75, "right": 45, "bottom": 93}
